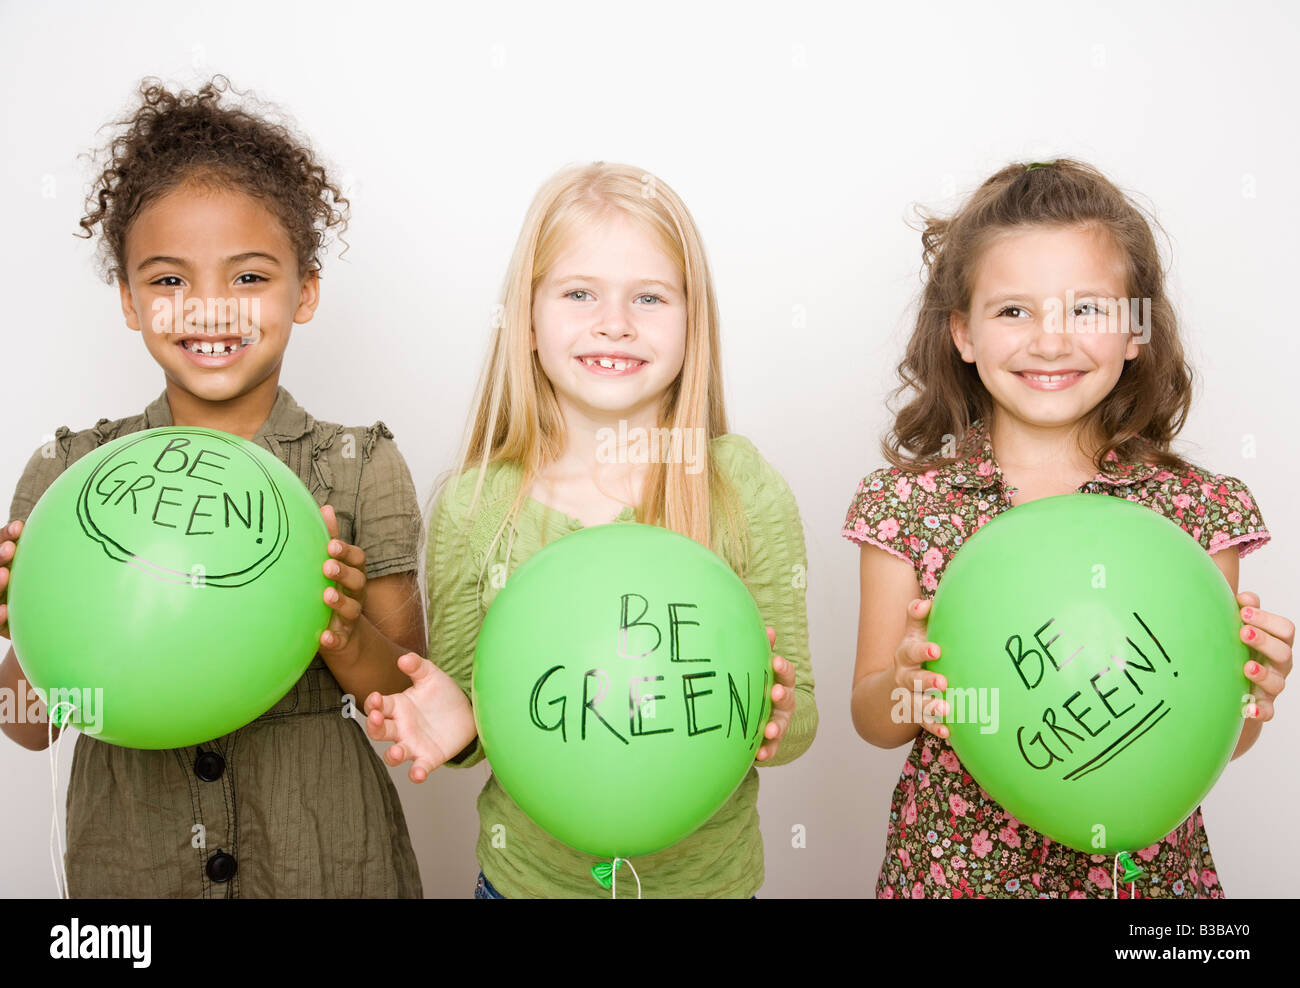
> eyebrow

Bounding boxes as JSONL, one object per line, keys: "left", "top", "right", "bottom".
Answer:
{"left": 554, "top": 275, "right": 679, "bottom": 291}
{"left": 136, "top": 251, "right": 283, "bottom": 272}
{"left": 982, "top": 287, "right": 1129, "bottom": 304}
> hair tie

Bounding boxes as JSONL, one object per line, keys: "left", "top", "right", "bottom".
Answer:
{"left": 1024, "top": 161, "right": 1055, "bottom": 171}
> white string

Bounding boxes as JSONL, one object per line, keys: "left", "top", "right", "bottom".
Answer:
{"left": 610, "top": 857, "right": 642, "bottom": 899}
{"left": 47, "top": 701, "right": 76, "bottom": 899}
{"left": 1112, "top": 854, "right": 1118, "bottom": 900}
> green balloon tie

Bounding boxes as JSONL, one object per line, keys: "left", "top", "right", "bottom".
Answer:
{"left": 1116, "top": 851, "right": 1144, "bottom": 884}
{"left": 589, "top": 857, "right": 642, "bottom": 897}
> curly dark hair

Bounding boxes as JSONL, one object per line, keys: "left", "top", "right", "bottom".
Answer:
{"left": 77, "top": 75, "right": 349, "bottom": 282}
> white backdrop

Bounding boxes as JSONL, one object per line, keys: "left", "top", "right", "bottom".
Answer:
{"left": 1, "top": 0, "right": 1295, "bottom": 897}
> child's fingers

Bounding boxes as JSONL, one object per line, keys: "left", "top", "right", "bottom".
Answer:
{"left": 321, "top": 505, "right": 339, "bottom": 540}
{"left": 363, "top": 708, "right": 390, "bottom": 743}
{"left": 903, "top": 598, "right": 932, "bottom": 639}
{"left": 1243, "top": 696, "right": 1274, "bottom": 721}
{"left": 1241, "top": 606, "right": 1296, "bottom": 649}
{"left": 921, "top": 694, "right": 951, "bottom": 739}
{"left": 327, "top": 538, "right": 367, "bottom": 571}
{"left": 1244, "top": 658, "right": 1287, "bottom": 700}
{"left": 765, "top": 625, "right": 776, "bottom": 649}
{"left": 323, "top": 587, "right": 363, "bottom": 623}
{"left": 401, "top": 653, "right": 436, "bottom": 685}
{"left": 1241, "top": 626, "right": 1294, "bottom": 674}
{"left": 410, "top": 758, "right": 435, "bottom": 783}
{"left": 1236, "top": 591, "right": 1261, "bottom": 610}
{"left": 383, "top": 742, "right": 408, "bottom": 766}
{"left": 771, "top": 653, "right": 796, "bottom": 691}
{"left": 323, "top": 559, "right": 366, "bottom": 596}
{"left": 896, "top": 663, "right": 946, "bottom": 695}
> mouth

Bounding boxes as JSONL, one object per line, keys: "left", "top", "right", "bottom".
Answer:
{"left": 575, "top": 354, "right": 647, "bottom": 376}
{"left": 175, "top": 332, "right": 258, "bottom": 366}
{"left": 1013, "top": 370, "right": 1085, "bottom": 391}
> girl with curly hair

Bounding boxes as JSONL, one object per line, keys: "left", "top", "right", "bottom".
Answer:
{"left": 0, "top": 76, "right": 425, "bottom": 898}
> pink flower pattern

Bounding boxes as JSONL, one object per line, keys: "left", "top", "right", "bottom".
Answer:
{"left": 842, "top": 419, "right": 1270, "bottom": 898}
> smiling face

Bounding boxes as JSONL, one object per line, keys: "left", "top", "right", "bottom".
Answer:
{"left": 118, "top": 182, "right": 319, "bottom": 408}
{"left": 531, "top": 212, "right": 687, "bottom": 428}
{"left": 950, "top": 223, "right": 1142, "bottom": 438}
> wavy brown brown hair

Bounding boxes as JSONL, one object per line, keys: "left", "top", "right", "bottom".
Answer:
{"left": 884, "top": 158, "right": 1194, "bottom": 475}
{"left": 77, "top": 75, "right": 348, "bottom": 281}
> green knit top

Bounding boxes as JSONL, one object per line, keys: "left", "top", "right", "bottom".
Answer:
{"left": 427, "top": 433, "right": 817, "bottom": 897}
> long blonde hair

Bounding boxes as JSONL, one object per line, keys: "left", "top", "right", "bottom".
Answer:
{"left": 430, "top": 162, "right": 748, "bottom": 586}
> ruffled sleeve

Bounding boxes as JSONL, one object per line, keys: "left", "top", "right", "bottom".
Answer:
{"left": 351, "top": 423, "right": 423, "bottom": 579}
{"left": 1159, "top": 467, "right": 1270, "bottom": 558}
{"left": 841, "top": 466, "right": 920, "bottom": 570}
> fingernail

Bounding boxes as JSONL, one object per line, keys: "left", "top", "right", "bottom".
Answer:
{"left": 927, "top": 644, "right": 938, "bottom": 659}
{"left": 1246, "top": 661, "right": 1260, "bottom": 675}
{"left": 1247, "top": 704, "right": 1259, "bottom": 718}
{"left": 1242, "top": 607, "right": 1255, "bottom": 620}
{"left": 1246, "top": 628, "right": 1257, "bottom": 641}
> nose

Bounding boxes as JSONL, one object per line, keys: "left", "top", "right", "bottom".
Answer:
{"left": 1025, "top": 313, "right": 1072, "bottom": 360}
{"left": 592, "top": 298, "right": 636, "bottom": 342}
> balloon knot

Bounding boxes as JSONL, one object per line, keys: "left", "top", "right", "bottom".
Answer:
{"left": 590, "top": 860, "right": 618, "bottom": 890}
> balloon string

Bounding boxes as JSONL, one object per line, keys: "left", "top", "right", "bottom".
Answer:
{"left": 1112, "top": 854, "right": 1118, "bottom": 900}
{"left": 611, "top": 857, "right": 642, "bottom": 900}
{"left": 48, "top": 701, "right": 76, "bottom": 899}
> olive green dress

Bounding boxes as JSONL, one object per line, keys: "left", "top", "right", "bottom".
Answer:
{"left": 8, "top": 387, "right": 424, "bottom": 898}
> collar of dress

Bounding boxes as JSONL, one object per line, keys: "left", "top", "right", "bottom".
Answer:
{"left": 140, "top": 385, "right": 315, "bottom": 444}
{"left": 944, "top": 419, "right": 1164, "bottom": 492}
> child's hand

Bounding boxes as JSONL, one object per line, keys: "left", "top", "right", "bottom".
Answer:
{"left": 756, "top": 626, "right": 796, "bottom": 762}
{"left": 0, "top": 520, "right": 22, "bottom": 641}
{"left": 894, "top": 598, "right": 949, "bottom": 739}
{"left": 363, "top": 653, "right": 477, "bottom": 782}
{"left": 318, "top": 505, "right": 367, "bottom": 656}
{"left": 1238, "top": 591, "right": 1294, "bottom": 722}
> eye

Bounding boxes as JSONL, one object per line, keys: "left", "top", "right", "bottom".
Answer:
{"left": 150, "top": 275, "right": 184, "bottom": 288}
{"left": 1074, "top": 301, "right": 1107, "bottom": 316}
{"left": 636, "top": 294, "right": 666, "bottom": 305}
{"left": 565, "top": 289, "right": 593, "bottom": 301}
{"left": 236, "top": 273, "right": 267, "bottom": 285}
{"left": 996, "top": 305, "right": 1028, "bottom": 319}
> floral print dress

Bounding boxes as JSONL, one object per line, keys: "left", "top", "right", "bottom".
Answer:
{"left": 842, "top": 420, "right": 1270, "bottom": 898}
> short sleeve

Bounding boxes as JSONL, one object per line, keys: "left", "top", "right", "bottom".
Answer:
{"left": 352, "top": 423, "right": 423, "bottom": 580}
{"left": 1174, "top": 470, "right": 1270, "bottom": 559}
{"left": 426, "top": 472, "right": 489, "bottom": 768}
{"left": 715, "top": 435, "right": 818, "bottom": 768}
{"left": 8, "top": 430, "right": 74, "bottom": 523}
{"left": 841, "top": 466, "right": 917, "bottom": 568}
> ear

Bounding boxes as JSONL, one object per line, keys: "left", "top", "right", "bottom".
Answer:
{"left": 949, "top": 310, "right": 975, "bottom": 363}
{"left": 119, "top": 279, "right": 142, "bottom": 333}
{"left": 293, "top": 270, "right": 321, "bottom": 325}
{"left": 1124, "top": 334, "right": 1141, "bottom": 361}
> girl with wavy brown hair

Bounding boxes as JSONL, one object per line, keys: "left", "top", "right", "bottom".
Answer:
{"left": 842, "top": 159, "right": 1291, "bottom": 898}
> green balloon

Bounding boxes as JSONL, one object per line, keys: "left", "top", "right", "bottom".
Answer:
{"left": 8, "top": 427, "right": 332, "bottom": 748}
{"left": 926, "top": 494, "right": 1248, "bottom": 853}
{"left": 472, "top": 523, "right": 773, "bottom": 859}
